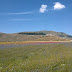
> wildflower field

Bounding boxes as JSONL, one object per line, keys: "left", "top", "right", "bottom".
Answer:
{"left": 0, "top": 42, "right": 72, "bottom": 72}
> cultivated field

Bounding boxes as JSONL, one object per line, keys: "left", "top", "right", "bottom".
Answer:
{"left": 0, "top": 42, "right": 72, "bottom": 72}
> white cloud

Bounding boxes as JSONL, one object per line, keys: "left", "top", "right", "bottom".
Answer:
{"left": 9, "top": 19, "right": 32, "bottom": 21}
{"left": 39, "top": 4, "right": 47, "bottom": 13}
{"left": 53, "top": 2, "right": 65, "bottom": 10}
{"left": 8, "top": 11, "right": 34, "bottom": 15}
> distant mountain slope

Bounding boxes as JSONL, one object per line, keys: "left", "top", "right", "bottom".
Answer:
{"left": 0, "top": 33, "right": 7, "bottom": 37}
{"left": 18, "top": 32, "right": 45, "bottom": 35}
{"left": 36, "top": 31, "right": 72, "bottom": 38}
{"left": 0, "top": 31, "right": 72, "bottom": 42}
{"left": 18, "top": 31, "right": 72, "bottom": 38}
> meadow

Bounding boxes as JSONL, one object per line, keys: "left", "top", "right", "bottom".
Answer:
{"left": 0, "top": 42, "right": 72, "bottom": 72}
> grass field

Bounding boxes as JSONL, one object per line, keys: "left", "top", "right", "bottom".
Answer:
{"left": 0, "top": 43, "right": 72, "bottom": 72}
{"left": 0, "top": 41, "right": 72, "bottom": 45}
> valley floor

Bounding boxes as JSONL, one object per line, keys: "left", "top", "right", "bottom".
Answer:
{"left": 0, "top": 42, "right": 72, "bottom": 72}
{"left": 0, "top": 41, "right": 72, "bottom": 45}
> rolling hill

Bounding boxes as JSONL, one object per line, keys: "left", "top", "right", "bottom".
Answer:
{"left": 0, "top": 31, "right": 72, "bottom": 42}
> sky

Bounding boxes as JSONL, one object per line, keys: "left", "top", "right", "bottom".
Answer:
{"left": 0, "top": 0, "right": 72, "bottom": 35}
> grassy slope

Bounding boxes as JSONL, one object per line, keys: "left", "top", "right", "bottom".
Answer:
{"left": 0, "top": 31, "right": 72, "bottom": 42}
{"left": 37, "top": 31, "right": 72, "bottom": 38}
{"left": 0, "top": 34, "right": 71, "bottom": 42}
{"left": 35, "top": 36, "right": 69, "bottom": 41}
{"left": 0, "top": 44, "right": 72, "bottom": 72}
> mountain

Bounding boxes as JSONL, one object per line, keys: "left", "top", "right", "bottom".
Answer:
{"left": 0, "top": 31, "right": 72, "bottom": 42}
{"left": 36, "top": 31, "right": 72, "bottom": 38}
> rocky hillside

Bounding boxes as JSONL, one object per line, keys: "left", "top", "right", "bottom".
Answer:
{"left": 0, "top": 31, "right": 72, "bottom": 42}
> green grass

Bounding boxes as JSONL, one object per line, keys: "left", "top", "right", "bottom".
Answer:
{"left": 0, "top": 44, "right": 72, "bottom": 72}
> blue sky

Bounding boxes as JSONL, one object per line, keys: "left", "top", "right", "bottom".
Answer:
{"left": 0, "top": 0, "right": 72, "bottom": 35}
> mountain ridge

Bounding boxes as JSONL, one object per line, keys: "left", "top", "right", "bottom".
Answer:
{"left": 0, "top": 31, "right": 72, "bottom": 42}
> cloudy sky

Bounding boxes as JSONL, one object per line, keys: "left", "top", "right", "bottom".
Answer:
{"left": 0, "top": 0, "right": 72, "bottom": 35}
